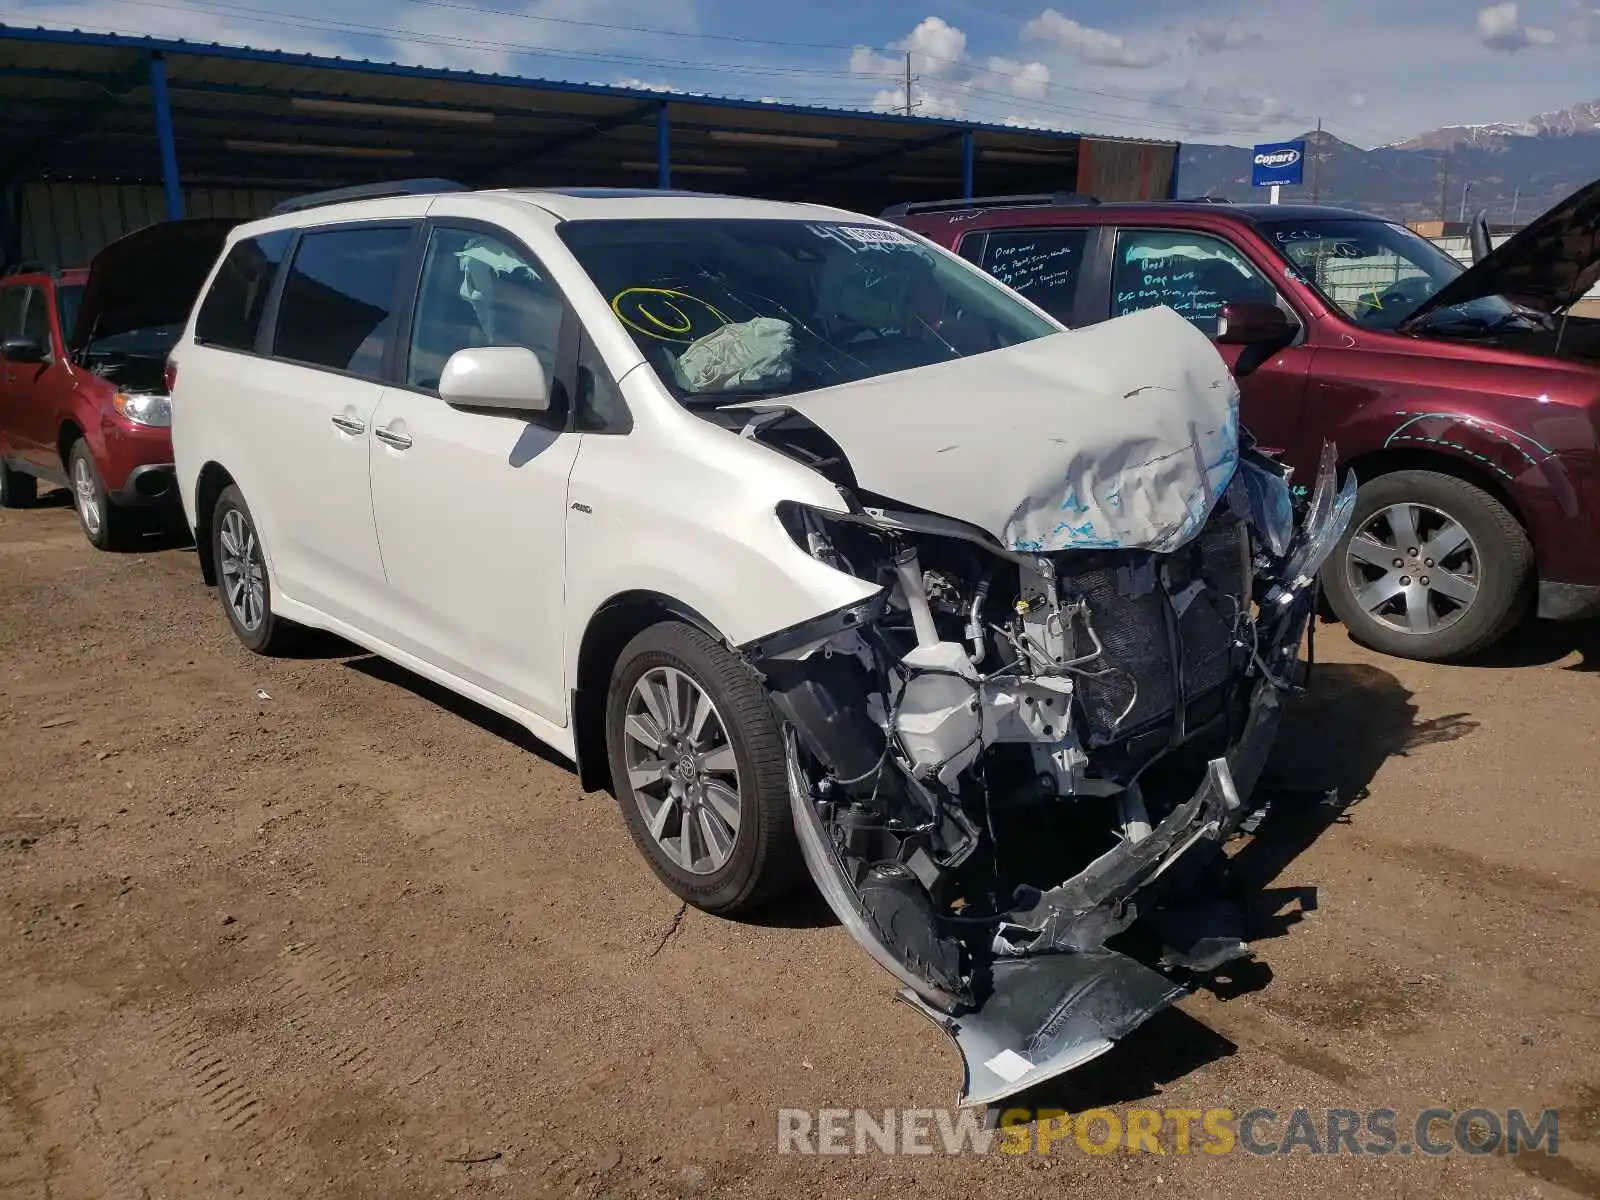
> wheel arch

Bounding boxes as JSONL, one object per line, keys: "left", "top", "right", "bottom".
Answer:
{"left": 1341, "top": 445, "right": 1530, "bottom": 533}
{"left": 571, "top": 590, "right": 727, "bottom": 796}
{"left": 56, "top": 418, "right": 85, "bottom": 467}
{"left": 192, "top": 461, "right": 237, "bottom": 586}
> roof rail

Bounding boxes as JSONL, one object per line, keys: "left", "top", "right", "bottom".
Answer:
{"left": 879, "top": 191, "right": 1099, "bottom": 220}
{"left": 1179, "top": 195, "right": 1233, "bottom": 204}
{"left": 1, "top": 260, "right": 59, "bottom": 279}
{"left": 268, "top": 178, "right": 468, "bottom": 217}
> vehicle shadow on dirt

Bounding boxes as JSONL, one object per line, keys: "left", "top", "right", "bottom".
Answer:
{"left": 338, "top": 652, "right": 579, "bottom": 772}
{"left": 1463, "top": 617, "right": 1598, "bottom": 671}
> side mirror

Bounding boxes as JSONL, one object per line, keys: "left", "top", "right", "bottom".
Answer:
{"left": 438, "top": 346, "right": 550, "bottom": 415}
{"left": 2, "top": 336, "right": 48, "bottom": 364}
{"left": 1215, "top": 301, "right": 1293, "bottom": 345}
{"left": 1469, "top": 210, "right": 1492, "bottom": 265}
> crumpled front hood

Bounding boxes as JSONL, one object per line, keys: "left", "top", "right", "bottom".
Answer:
{"left": 758, "top": 305, "right": 1240, "bottom": 554}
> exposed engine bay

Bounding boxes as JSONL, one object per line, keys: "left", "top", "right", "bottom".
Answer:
{"left": 731, "top": 396, "right": 1356, "bottom": 1104}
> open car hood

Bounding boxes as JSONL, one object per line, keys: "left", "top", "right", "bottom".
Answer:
{"left": 1399, "top": 176, "right": 1600, "bottom": 330}
{"left": 751, "top": 305, "right": 1241, "bottom": 555}
{"left": 69, "top": 217, "right": 237, "bottom": 354}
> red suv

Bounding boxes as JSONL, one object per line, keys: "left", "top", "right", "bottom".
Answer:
{"left": 0, "top": 219, "right": 234, "bottom": 548}
{"left": 890, "top": 182, "right": 1600, "bottom": 660}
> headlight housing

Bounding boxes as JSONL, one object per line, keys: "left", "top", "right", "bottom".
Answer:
{"left": 113, "top": 391, "right": 172, "bottom": 428}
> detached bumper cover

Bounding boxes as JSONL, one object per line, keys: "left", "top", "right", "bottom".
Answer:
{"left": 903, "top": 676, "right": 1287, "bottom": 1108}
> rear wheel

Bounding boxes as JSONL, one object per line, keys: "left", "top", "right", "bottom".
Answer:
{"left": 67, "top": 440, "right": 131, "bottom": 550}
{"left": 211, "top": 484, "right": 300, "bottom": 654}
{"left": 604, "top": 621, "right": 802, "bottom": 915}
{"left": 0, "top": 460, "right": 36, "bottom": 508}
{"left": 1323, "top": 469, "right": 1532, "bottom": 661}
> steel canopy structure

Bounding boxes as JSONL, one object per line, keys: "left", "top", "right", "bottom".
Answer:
{"left": 0, "top": 24, "right": 1179, "bottom": 265}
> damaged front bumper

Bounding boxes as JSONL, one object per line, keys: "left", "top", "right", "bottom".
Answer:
{"left": 757, "top": 444, "right": 1355, "bottom": 1107}
{"left": 901, "top": 679, "right": 1285, "bottom": 1107}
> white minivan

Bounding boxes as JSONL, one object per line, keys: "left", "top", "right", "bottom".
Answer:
{"left": 170, "top": 181, "right": 1348, "bottom": 1105}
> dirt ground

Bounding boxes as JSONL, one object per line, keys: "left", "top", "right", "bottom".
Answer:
{"left": 1, "top": 494, "right": 1597, "bottom": 1200}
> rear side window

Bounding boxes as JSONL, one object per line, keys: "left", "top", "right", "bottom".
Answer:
{"left": 979, "top": 229, "right": 1088, "bottom": 323}
{"left": 194, "top": 230, "right": 291, "bottom": 351}
{"left": 273, "top": 226, "right": 412, "bottom": 376}
{"left": 0, "top": 287, "right": 24, "bottom": 339}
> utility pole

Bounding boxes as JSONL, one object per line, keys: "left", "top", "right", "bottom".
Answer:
{"left": 1311, "top": 117, "right": 1323, "bottom": 203}
{"left": 904, "top": 51, "right": 915, "bottom": 116}
{"left": 1458, "top": 181, "right": 1473, "bottom": 222}
{"left": 1510, "top": 185, "right": 1521, "bottom": 226}
{"left": 1439, "top": 147, "right": 1450, "bottom": 223}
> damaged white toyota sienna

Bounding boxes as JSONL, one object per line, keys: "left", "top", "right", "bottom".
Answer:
{"left": 170, "top": 182, "right": 1354, "bottom": 1105}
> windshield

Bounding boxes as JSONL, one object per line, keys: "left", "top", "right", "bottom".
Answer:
{"left": 1262, "top": 218, "right": 1526, "bottom": 332}
{"left": 557, "top": 218, "right": 1057, "bottom": 402}
{"left": 81, "top": 323, "right": 185, "bottom": 359}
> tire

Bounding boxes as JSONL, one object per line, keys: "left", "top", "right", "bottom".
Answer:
{"left": 0, "top": 459, "right": 36, "bottom": 508}
{"left": 1323, "top": 469, "right": 1532, "bottom": 661}
{"left": 210, "top": 484, "right": 300, "bottom": 654}
{"left": 67, "top": 440, "right": 131, "bottom": 550}
{"left": 605, "top": 620, "right": 803, "bottom": 916}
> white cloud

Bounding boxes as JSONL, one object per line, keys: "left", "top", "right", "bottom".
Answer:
{"left": 1186, "top": 22, "right": 1262, "bottom": 54}
{"left": 1476, "top": 2, "right": 1556, "bottom": 52}
{"left": 1022, "top": 10, "right": 1169, "bottom": 68}
{"left": 987, "top": 56, "right": 1051, "bottom": 99}
{"left": 613, "top": 77, "right": 681, "bottom": 92}
{"left": 900, "top": 15, "right": 967, "bottom": 74}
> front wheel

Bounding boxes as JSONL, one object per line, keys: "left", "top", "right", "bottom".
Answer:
{"left": 1323, "top": 470, "right": 1532, "bottom": 661}
{"left": 68, "top": 441, "right": 131, "bottom": 550}
{"left": 604, "top": 621, "right": 802, "bottom": 916}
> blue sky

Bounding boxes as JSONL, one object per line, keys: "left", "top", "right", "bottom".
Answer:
{"left": 6, "top": 0, "right": 1600, "bottom": 146}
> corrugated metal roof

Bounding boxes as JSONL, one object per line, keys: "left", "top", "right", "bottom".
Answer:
{"left": 0, "top": 23, "right": 1175, "bottom": 214}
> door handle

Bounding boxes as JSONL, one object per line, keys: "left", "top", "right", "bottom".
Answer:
{"left": 331, "top": 414, "right": 366, "bottom": 436}
{"left": 374, "top": 425, "right": 413, "bottom": 450}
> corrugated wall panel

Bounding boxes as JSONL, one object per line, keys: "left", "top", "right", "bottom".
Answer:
{"left": 16, "top": 183, "right": 289, "bottom": 267}
{"left": 1077, "top": 138, "right": 1177, "bottom": 201}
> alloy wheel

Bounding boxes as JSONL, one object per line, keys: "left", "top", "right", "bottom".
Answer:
{"left": 218, "top": 508, "right": 267, "bottom": 632}
{"left": 622, "top": 666, "right": 742, "bottom": 876}
{"left": 1344, "top": 502, "right": 1480, "bottom": 635}
{"left": 72, "top": 454, "right": 102, "bottom": 539}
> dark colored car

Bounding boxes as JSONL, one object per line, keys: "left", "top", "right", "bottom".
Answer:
{"left": 889, "top": 182, "right": 1600, "bottom": 661}
{"left": 0, "top": 218, "right": 235, "bottom": 548}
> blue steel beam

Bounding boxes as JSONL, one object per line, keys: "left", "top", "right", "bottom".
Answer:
{"left": 147, "top": 52, "right": 184, "bottom": 219}
{"left": 962, "top": 130, "right": 974, "bottom": 200}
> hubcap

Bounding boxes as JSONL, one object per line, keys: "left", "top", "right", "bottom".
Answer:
{"left": 72, "top": 456, "right": 101, "bottom": 537}
{"left": 1345, "top": 502, "right": 1480, "bottom": 636}
{"left": 218, "top": 508, "right": 267, "bottom": 632}
{"left": 622, "top": 666, "right": 742, "bottom": 876}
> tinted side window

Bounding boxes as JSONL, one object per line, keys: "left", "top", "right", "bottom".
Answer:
{"left": 20, "top": 286, "right": 49, "bottom": 345}
{"left": 1111, "top": 229, "right": 1279, "bottom": 333}
{"left": 195, "top": 230, "right": 292, "bottom": 351}
{"left": 980, "top": 229, "right": 1088, "bottom": 323}
{"left": 406, "top": 227, "right": 565, "bottom": 393}
{"left": 0, "top": 287, "right": 24, "bottom": 340}
{"left": 274, "top": 226, "right": 412, "bottom": 376}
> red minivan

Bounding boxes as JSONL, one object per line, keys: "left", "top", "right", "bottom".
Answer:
{"left": 891, "top": 182, "right": 1600, "bottom": 661}
{"left": 0, "top": 219, "right": 234, "bottom": 548}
